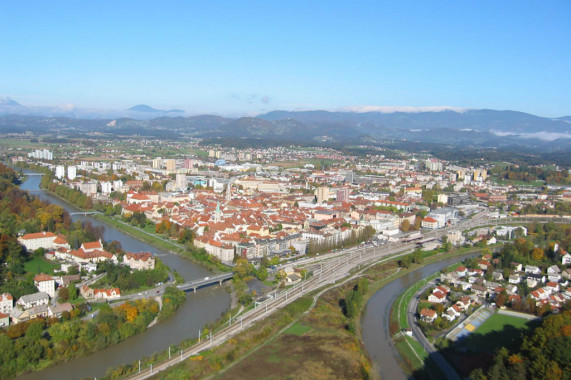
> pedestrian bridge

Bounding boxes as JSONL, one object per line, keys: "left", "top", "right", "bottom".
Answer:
{"left": 177, "top": 272, "right": 234, "bottom": 293}
{"left": 69, "top": 211, "right": 100, "bottom": 216}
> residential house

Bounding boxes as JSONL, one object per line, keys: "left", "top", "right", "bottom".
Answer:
{"left": 455, "top": 297, "right": 472, "bottom": 311}
{"left": 468, "top": 268, "right": 484, "bottom": 277}
{"left": 124, "top": 252, "right": 156, "bottom": 270}
{"left": 80, "top": 286, "right": 94, "bottom": 299}
{"left": 562, "top": 252, "right": 571, "bottom": 265}
{"left": 508, "top": 294, "right": 522, "bottom": 304}
{"left": 0, "top": 312, "right": 9, "bottom": 327}
{"left": 508, "top": 274, "right": 521, "bottom": 284}
{"left": 27, "top": 304, "right": 49, "bottom": 320}
{"left": 420, "top": 308, "right": 437, "bottom": 323}
{"left": 456, "top": 266, "right": 468, "bottom": 278}
{"left": 34, "top": 273, "right": 56, "bottom": 298}
{"left": 48, "top": 303, "right": 73, "bottom": 318}
{"left": 547, "top": 265, "right": 562, "bottom": 282}
{"left": 510, "top": 262, "right": 523, "bottom": 272}
{"left": 0, "top": 293, "right": 13, "bottom": 315}
{"left": 478, "top": 260, "right": 492, "bottom": 271}
{"left": 472, "top": 284, "right": 488, "bottom": 298}
{"left": 452, "top": 280, "right": 472, "bottom": 291}
{"left": 530, "top": 288, "right": 549, "bottom": 301}
{"left": 428, "top": 290, "right": 447, "bottom": 303}
{"left": 527, "top": 273, "right": 546, "bottom": 286}
{"left": 525, "top": 265, "right": 541, "bottom": 275}
{"left": 442, "top": 305, "right": 462, "bottom": 321}
{"left": 545, "top": 282, "right": 560, "bottom": 293}
{"left": 94, "top": 288, "right": 121, "bottom": 300}
{"left": 505, "top": 284, "right": 518, "bottom": 295}
{"left": 16, "top": 293, "right": 49, "bottom": 309}
{"left": 492, "top": 271, "right": 504, "bottom": 281}
{"left": 56, "top": 274, "right": 81, "bottom": 287}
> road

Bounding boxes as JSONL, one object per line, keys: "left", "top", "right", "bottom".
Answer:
{"left": 126, "top": 237, "right": 417, "bottom": 379}
{"left": 408, "top": 281, "right": 461, "bottom": 380}
{"left": 124, "top": 212, "right": 565, "bottom": 379}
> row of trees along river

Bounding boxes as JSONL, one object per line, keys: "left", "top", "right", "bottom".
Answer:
{"left": 16, "top": 172, "right": 230, "bottom": 380}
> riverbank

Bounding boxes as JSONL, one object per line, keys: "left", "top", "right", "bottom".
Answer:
{"left": 120, "top": 244, "right": 486, "bottom": 380}
{"left": 16, "top": 173, "right": 232, "bottom": 380}
{"left": 30, "top": 170, "right": 230, "bottom": 274}
{"left": 93, "top": 213, "right": 231, "bottom": 274}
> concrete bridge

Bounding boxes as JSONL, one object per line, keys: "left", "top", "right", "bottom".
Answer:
{"left": 177, "top": 272, "right": 234, "bottom": 293}
{"left": 69, "top": 211, "right": 100, "bottom": 216}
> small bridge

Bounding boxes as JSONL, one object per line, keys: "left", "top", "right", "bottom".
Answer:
{"left": 69, "top": 212, "right": 100, "bottom": 216}
{"left": 177, "top": 272, "right": 234, "bottom": 293}
{"left": 25, "top": 173, "right": 44, "bottom": 176}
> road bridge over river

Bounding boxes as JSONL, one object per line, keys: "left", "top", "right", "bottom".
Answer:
{"left": 124, "top": 213, "right": 569, "bottom": 380}
{"left": 177, "top": 272, "right": 234, "bottom": 293}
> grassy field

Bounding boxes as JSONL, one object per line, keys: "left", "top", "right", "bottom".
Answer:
{"left": 213, "top": 279, "right": 371, "bottom": 380}
{"left": 464, "top": 312, "right": 532, "bottom": 352}
{"left": 394, "top": 336, "right": 446, "bottom": 380}
{"left": 283, "top": 322, "right": 312, "bottom": 336}
{"left": 24, "top": 257, "right": 61, "bottom": 274}
{"left": 444, "top": 312, "right": 535, "bottom": 376}
{"left": 392, "top": 273, "right": 439, "bottom": 330}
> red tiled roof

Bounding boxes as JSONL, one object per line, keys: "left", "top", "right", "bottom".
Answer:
{"left": 82, "top": 241, "right": 103, "bottom": 250}
{"left": 420, "top": 309, "right": 436, "bottom": 317}
{"left": 0, "top": 293, "right": 13, "bottom": 301}
{"left": 34, "top": 273, "right": 54, "bottom": 282}
{"left": 125, "top": 252, "right": 154, "bottom": 262}
{"left": 20, "top": 231, "right": 56, "bottom": 240}
{"left": 53, "top": 236, "right": 68, "bottom": 244}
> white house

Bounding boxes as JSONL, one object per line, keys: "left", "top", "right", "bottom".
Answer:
{"left": 508, "top": 274, "right": 521, "bottom": 284}
{"left": 94, "top": 288, "right": 121, "bottom": 300}
{"left": 124, "top": 252, "right": 156, "bottom": 270}
{"left": 34, "top": 274, "right": 56, "bottom": 298}
{"left": 428, "top": 290, "right": 447, "bottom": 303}
{"left": 17, "top": 232, "right": 70, "bottom": 252}
{"left": 16, "top": 292, "right": 49, "bottom": 309}
{"left": 420, "top": 308, "right": 437, "bottom": 323}
{"left": 525, "top": 265, "right": 541, "bottom": 275}
{"left": 0, "top": 293, "right": 13, "bottom": 315}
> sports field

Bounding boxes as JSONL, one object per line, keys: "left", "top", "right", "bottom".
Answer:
{"left": 463, "top": 312, "right": 533, "bottom": 352}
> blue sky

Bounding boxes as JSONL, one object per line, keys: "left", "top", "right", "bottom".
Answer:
{"left": 1, "top": 1, "right": 570, "bottom": 117}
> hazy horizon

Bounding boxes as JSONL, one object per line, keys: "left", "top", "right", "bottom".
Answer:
{"left": 1, "top": 1, "right": 570, "bottom": 118}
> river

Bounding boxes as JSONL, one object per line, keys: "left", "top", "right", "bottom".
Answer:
{"left": 361, "top": 253, "right": 476, "bottom": 380}
{"left": 17, "top": 173, "right": 231, "bottom": 380}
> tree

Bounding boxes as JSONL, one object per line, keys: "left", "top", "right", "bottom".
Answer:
{"left": 255, "top": 266, "right": 268, "bottom": 281}
{"left": 0, "top": 334, "right": 15, "bottom": 365}
{"left": 531, "top": 247, "right": 544, "bottom": 261}
{"left": 68, "top": 283, "right": 78, "bottom": 301}
{"left": 235, "top": 258, "right": 250, "bottom": 278}
{"left": 413, "top": 216, "right": 422, "bottom": 230}
{"left": 400, "top": 219, "right": 410, "bottom": 232}
{"left": 412, "top": 249, "right": 423, "bottom": 264}
{"left": 58, "top": 286, "right": 70, "bottom": 302}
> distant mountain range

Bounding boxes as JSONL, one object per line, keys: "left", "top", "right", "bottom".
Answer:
{"left": 0, "top": 98, "right": 186, "bottom": 120}
{"left": 127, "top": 104, "right": 184, "bottom": 114}
{"left": 0, "top": 97, "right": 569, "bottom": 150}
